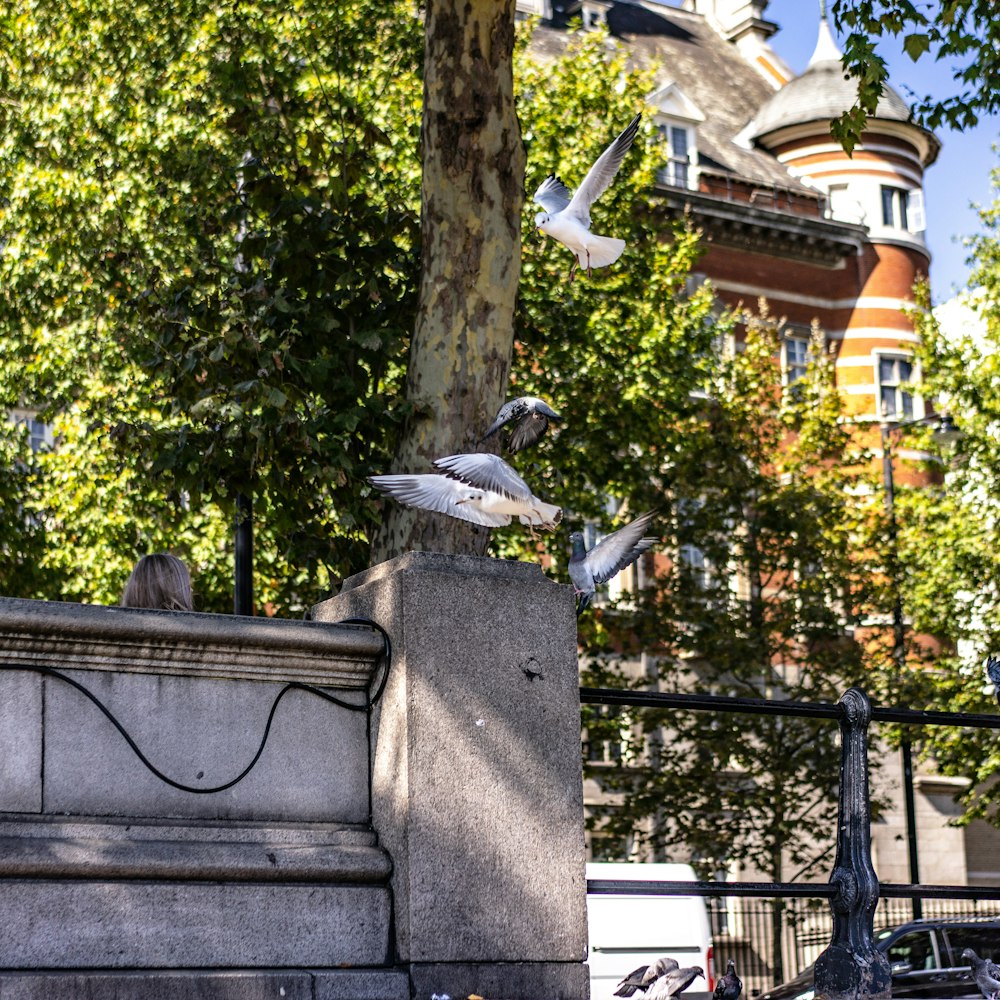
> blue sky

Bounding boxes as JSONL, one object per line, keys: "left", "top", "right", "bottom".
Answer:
{"left": 763, "top": 0, "right": 1000, "bottom": 302}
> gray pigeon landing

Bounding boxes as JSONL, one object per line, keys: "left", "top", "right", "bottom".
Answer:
{"left": 985, "top": 655, "right": 1000, "bottom": 706}
{"left": 369, "top": 453, "right": 562, "bottom": 532}
{"left": 645, "top": 965, "right": 705, "bottom": 1000}
{"left": 615, "top": 957, "right": 679, "bottom": 998}
{"left": 713, "top": 960, "right": 742, "bottom": 1000}
{"left": 569, "top": 510, "right": 657, "bottom": 615}
{"left": 481, "top": 396, "right": 563, "bottom": 453}
{"left": 533, "top": 113, "right": 641, "bottom": 281}
{"left": 963, "top": 948, "right": 1000, "bottom": 1000}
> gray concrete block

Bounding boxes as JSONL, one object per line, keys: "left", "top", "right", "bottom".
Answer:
{"left": 43, "top": 669, "right": 370, "bottom": 823}
{"left": 409, "top": 961, "right": 592, "bottom": 1000}
{"left": 0, "top": 669, "right": 41, "bottom": 813}
{"left": 0, "top": 881, "right": 391, "bottom": 968}
{"left": 312, "top": 969, "right": 411, "bottom": 999}
{"left": 314, "top": 552, "right": 588, "bottom": 974}
{"left": 0, "top": 970, "right": 314, "bottom": 1000}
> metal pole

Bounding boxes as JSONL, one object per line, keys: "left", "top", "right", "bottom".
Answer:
{"left": 234, "top": 491, "right": 253, "bottom": 616}
{"left": 880, "top": 422, "right": 922, "bottom": 919}
{"left": 813, "top": 688, "right": 891, "bottom": 1000}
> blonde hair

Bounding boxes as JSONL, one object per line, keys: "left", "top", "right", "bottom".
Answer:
{"left": 121, "top": 553, "right": 194, "bottom": 612}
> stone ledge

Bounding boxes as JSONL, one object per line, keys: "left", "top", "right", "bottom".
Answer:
{"left": 0, "top": 815, "right": 391, "bottom": 883}
{"left": 0, "top": 596, "right": 385, "bottom": 685}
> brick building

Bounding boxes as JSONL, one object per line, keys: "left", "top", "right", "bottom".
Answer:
{"left": 520, "top": 0, "right": 1000, "bottom": 987}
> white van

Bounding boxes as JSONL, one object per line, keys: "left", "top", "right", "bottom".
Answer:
{"left": 586, "top": 862, "right": 715, "bottom": 1000}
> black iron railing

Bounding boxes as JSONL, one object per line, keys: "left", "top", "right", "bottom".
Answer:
{"left": 581, "top": 685, "right": 1000, "bottom": 1000}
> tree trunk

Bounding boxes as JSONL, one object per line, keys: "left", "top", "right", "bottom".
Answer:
{"left": 372, "top": 0, "right": 525, "bottom": 562}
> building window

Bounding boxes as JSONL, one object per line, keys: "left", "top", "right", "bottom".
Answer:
{"left": 583, "top": 704, "right": 627, "bottom": 764}
{"left": 10, "top": 411, "right": 53, "bottom": 453}
{"left": 680, "top": 542, "right": 710, "bottom": 589}
{"left": 881, "top": 185, "right": 910, "bottom": 230}
{"left": 878, "top": 355, "right": 915, "bottom": 419}
{"left": 657, "top": 122, "right": 694, "bottom": 189}
{"left": 783, "top": 334, "right": 809, "bottom": 386}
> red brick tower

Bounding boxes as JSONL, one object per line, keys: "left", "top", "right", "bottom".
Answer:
{"left": 745, "top": 15, "right": 940, "bottom": 430}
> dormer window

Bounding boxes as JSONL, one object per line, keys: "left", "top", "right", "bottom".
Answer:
{"left": 648, "top": 82, "right": 704, "bottom": 193}
{"left": 658, "top": 122, "right": 694, "bottom": 189}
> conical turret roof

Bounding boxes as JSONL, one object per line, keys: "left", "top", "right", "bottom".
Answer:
{"left": 747, "top": 18, "right": 912, "bottom": 143}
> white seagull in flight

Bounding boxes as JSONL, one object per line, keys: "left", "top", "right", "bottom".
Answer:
{"left": 369, "top": 453, "right": 562, "bottom": 533}
{"left": 533, "top": 113, "right": 642, "bottom": 281}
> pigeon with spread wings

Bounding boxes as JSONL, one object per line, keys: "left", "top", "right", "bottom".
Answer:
{"left": 533, "top": 113, "right": 641, "bottom": 281}
{"left": 481, "top": 396, "right": 563, "bottom": 453}
{"left": 569, "top": 510, "right": 657, "bottom": 615}
{"left": 615, "top": 957, "right": 679, "bottom": 998}
{"left": 369, "top": 453, "right": 561, "bottom": 532}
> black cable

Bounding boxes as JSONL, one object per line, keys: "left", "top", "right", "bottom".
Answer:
{"left": 0, "top": 615, "right": 391, "bottom": 796}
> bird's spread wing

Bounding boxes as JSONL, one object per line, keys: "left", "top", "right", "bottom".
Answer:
{"left": 368, "top": 474, "right": 511, "bottom": 527}
{"left": 509, "top": 411, "right": 551, "bottom": 452}
{"left": 481, "top": 398, "right": 530, "bottom": 441}
{"left": 585, "top": 510, "right": 657, "bottom": 585}
{"left": 533, "top": 174, "right": 573, "bottom": 214}
{"left": 566, "top": 113, "right": 641, "bottom": 225}
{"left": 434, "top": 453, "right": 534, "bottom": 502}
{"left": 614, "top": 965, "right": 649, "bottom": 998}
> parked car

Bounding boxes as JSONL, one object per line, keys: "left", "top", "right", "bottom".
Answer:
{"left": 758, "top": 917, "right": 1000, "bottom": 1000}
{"left": 586, "top": 862, "right": 714, "bottom": 1000}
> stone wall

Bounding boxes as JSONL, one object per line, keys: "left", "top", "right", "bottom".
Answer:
{"left": 0, "top": 554, "right": 590, "bottom": 1000}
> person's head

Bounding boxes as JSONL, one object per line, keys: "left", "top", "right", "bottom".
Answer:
{"left": 120, "top": 553, "right": 193, "bottom": 612}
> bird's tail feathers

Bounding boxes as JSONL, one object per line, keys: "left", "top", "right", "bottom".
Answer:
{"left": 576, "top": 591, "right": 594, "bottom": 617}
{"left": 577, "top": 235, "right": 626, "bottom": 269}
{"left": 518, "top": 502, "right": 562, "bottom": 528}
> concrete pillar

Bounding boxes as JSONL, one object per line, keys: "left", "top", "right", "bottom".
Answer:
{"left": 314, "top": 552, "right": 589, "bottom": 1000}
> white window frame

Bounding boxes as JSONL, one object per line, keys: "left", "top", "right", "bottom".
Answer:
{"left": 10, "top": 408, "right": 53, "bottom": 453}
{"left": 656, "top": 120, "right": 696, "bottom": 190}
{"left": 875, "top": 351, "right": 921, "bottom": 421}
{"left": 782, "top": 332, "right": 810, "bottom": 387}
{"left": 881, "top": 184, "right": 910, "bottom": 231}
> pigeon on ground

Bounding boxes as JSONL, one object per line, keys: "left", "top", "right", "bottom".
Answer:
{"left": 615, "top": 957, "right": 679, "bottom": 997}
{"left": 369, "top": 453, "right": 562, "bottom": 532}
{"left": 985, "top": 655, "right": 1000, "bottom": 706}
{"left": 481, "top": 396, "right": 563, "bottom": 453}
{"left": 533, "top": 113, "right": 641, "bottom": 281}
{"left": 569, "top": 510, "right": 657, "bottom": 615}
{"left": 963, "top": 948, "right": 1000, "bottom": 1000}
{"left": 713, "top": 960, "right": 742, "bottom": 1000}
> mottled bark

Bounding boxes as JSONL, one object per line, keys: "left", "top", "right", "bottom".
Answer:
{"left": 372, "top": 0, "right": 525, "bottom": 562}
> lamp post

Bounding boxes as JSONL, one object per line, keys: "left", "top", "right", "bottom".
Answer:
{"left": 879, "top": 411, "right": 961, "bottom": 919}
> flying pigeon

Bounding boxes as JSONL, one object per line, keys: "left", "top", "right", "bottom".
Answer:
{"left": 615, "top": 957, "right": 679, "bottom": 998}
{"left": 481, "top": 396, "right": 563, "bottom": 453}
{"left": 963, "top": 948, "right": 1000, "bottom": 1000}
{"left": 569, "top": 510, "right": 657, "bottom": 615}
{"left": 985, "top": 655, "right": 1000, "bottom": 706}
{"left": 634, "top": 965, "right": 705, "bottom": 1000}
{"left": 713, "top": 960, "right": 742, "bottom": 1000}
{"left": 533, "top": 113, "right": 641, "bottom": 281}
{"left": 369, "top": 453, "right": 561, "bottom": 532}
